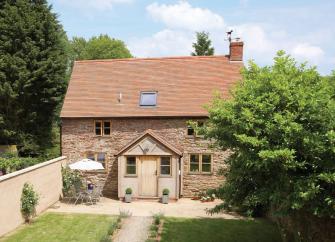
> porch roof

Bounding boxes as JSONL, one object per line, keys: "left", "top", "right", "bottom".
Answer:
{"left": 116, "top": 129, "right": 183, "bottom": 156}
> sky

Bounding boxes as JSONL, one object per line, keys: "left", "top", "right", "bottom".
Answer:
{"left": 49, "top": 0, "right": 335, "bottom": 75}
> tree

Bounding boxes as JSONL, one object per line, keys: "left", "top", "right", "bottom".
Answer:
{"left": 0, "top": 0, "right": 68, "bottom": 155}
{"left": 69, "top": 34, "right": 132, "bottom": 61}
{"left": 191, "top": 31, "right": 214, "bottom": 56}
{"left": 68, "top": 36, "right": 87, "bottom": 61}
{"left": 203, "top": 51, "right": 335, "bottom": 240}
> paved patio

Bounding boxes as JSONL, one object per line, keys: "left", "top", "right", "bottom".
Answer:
{"left": 48, "top": 198, "right": 241, "bottom": 219}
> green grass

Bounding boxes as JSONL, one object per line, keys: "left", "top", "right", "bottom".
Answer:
{"left": 160, "top": 217, "right": 282, "bottom": 242}
{"left": 0, "top": 213, "right": 117, "bottom": 242}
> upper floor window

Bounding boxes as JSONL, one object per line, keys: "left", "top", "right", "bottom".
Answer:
{"left": 95, "top": 120, "right": 111, "bottom": 136}
{"left": 187, "top": 121, "right": 204, "bottom": 137}
{"left": 140, "top": 91, "right": 157, "bottom": 107}
{"left": 189, "top": 154, "right": 212, "bottom": 174}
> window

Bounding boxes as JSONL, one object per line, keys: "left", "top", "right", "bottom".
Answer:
{"left": 160, "top": 157, "right": 171, "bottom": 175}
{"left": 103, "top": 121, "right": 111, "bottom": 135}
{"left": 140, "top": 92, "right": 157, "bottom": 106}
{"left": 94, "top": 120, "right": 111, "bottom": 136}
{"left": 126, "top": 156, "right": 136, "bottom": 175}
{"left": 95, "top": 121, "right": 102, "bottom": 136}
{"left": 86, "top": 152, "right": 106, "bottom": 169}
{"left": 189, "top": 154, "right": 212, "bottom": 173}
{"left": 187, "top": 125, "right": 195, "bottom": 136}
{"left": 186, "top": 121, "right": 204, "bottom": 137}
{"left": 190, "top": 154, "right": 200, "bottom": 172}
{"left": 201, "top": 154, "right": 212, "bottom": 173}
{"left": 87, "top": 152, "right": 95, "bottom": 161}
{"left": 97, "top": 153, "right": 106, "bottom": 168}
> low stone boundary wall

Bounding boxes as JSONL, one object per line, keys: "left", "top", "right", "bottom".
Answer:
{"left": 0, "top": 156, "right": 67, "bottom": 237}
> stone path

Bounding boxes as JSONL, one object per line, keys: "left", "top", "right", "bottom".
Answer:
{"left": 113, "top": 216, "right": 152, "bottom": 242}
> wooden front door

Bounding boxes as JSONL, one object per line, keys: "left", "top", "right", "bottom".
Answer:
{"left": 140, "top": 156, "right": 157, "bottom": 197}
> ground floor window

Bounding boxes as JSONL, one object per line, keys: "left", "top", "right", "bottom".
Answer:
{"left": 189, "top": 154, "right": 212, "bottom": 173}
{"left": 86, "top": 152, "right": 106, "bottom": 168}
{"left": 126, "top": 156, "right": 136, "bottom": 175}
{"left": 189, "top": 154, "right": 200, "bottom": 172}
{"left": 160, "top": 156, "right": 171, "bottom": 175}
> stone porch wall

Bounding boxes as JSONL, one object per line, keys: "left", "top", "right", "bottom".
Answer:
{"left": 61, "top": 118, "right": 229, "bottom": 198}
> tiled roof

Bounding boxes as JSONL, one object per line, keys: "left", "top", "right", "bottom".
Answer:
{"left": 60, "top": 55, "right": 242, "bottom": 118}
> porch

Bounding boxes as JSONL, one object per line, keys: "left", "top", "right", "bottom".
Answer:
{"left": 116, "top": 130, "right": 183, "bottom": 200}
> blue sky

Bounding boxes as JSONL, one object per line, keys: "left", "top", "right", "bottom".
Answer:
{"left": 49, "top": 0, "right": 335, "bottom": 75}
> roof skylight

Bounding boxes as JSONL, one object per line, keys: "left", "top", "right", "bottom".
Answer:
{"left": 140, "top": 91, "right": 157, "bottom": 106}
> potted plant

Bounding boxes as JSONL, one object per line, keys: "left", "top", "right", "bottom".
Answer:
{"left": 125, "top": 187, "right": 132, "bottom": 203}
{"left": 162, "top": 188, "right": 169, "bottom": 204}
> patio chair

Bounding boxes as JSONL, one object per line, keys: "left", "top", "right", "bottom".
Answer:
{"left": 74, "top": 182, "right": 86, "bottom": 205}
{"left": 91, "top": 186, "right": 103, "bottom": 204}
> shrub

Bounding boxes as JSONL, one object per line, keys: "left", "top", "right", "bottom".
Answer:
{"left": 0, "top": 156, "right": 41, "bottom": 174}
{"left": 204, "top": 52, "right": 335, "bottom": 240}
{"left": 153, "top": 212, "right": 164, "bottom": 225}
{"left": 125, "top": 187, "right": 132, "bottom": 194}
{"left": 21, "top": 183, "right": 39, "bottom": 223}
{"left": 62, "top": 167, "right": 82, "bottom": 196}
{"left": 162, "top": 188, "right": 169, "bottom": 195}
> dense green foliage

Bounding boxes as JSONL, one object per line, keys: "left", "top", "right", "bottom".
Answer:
{"left": 125, "top": 187, "right": 132, "bottom": 194}
{"left": 0, "top": 0, "right": 68, "bottom": 155}
{"left": 21, "top": 183, "right": 39, "bottom": 223}
{"left": 191, "top": 31, "right": 214, "bottom": 56}
{"left": 3, "top": 213, "right": 117, "bottom": 242}
{"left": 203, "top": 51, "right": 335, "bottom": 236}
{"left": 160, "top": 218, "right": 281, "bottom": 242}
{"left": 61, "top": 166, "right": 82, "bottom": 196}
{"left": 68, "top": 34, "right": 132, "bottom": 62}
{"left": 162, "top": 188, "right": 170, "bottom": 195}
{"left": 0, "top": 152, "right": 40, "bottom": 174}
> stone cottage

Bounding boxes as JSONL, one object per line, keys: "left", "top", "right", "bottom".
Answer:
{"left": 60, "top": 40, "right": 244, "bottom": 200}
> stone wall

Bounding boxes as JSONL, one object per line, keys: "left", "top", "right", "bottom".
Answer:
{"left": 61, "top": 118, "right": 229, "bottom": 198}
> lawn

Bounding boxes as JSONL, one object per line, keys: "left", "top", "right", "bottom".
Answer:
{"left": 160, "top": 217, "right": 282, "bottom": 242}
{"left": 0, "top": 213, "right": 117, "bottom": 242}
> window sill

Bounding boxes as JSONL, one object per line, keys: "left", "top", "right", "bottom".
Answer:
{"left": 186, "top": 135, "right": 204, "bottom": 139}
{"left": 188, "top": 172, "right": 213, "bottom": 175}
{"left": 83, "top": 170, "right": 107, "bottom": 174}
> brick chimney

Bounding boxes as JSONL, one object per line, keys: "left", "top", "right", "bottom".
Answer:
{"left": 229, "top": 39, "right": 244, "bottom": 61}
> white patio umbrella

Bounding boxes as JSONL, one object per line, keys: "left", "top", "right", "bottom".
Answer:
{"left": 69, "top": 158, "right": 104, "bottom": 171}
